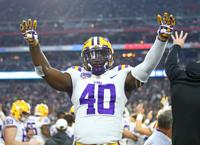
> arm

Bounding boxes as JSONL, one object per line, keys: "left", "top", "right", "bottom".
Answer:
{"left": 4, "top": 127, "right": 39, "bottom": 145}
{"left": 125, "top": 34, "right": 168, "bottom": 92}
{"left": 131, "top": 37, "right": 167, "bottom": 83}
{"left": 125, "top": 12, "right": 175, "bottom": 92}
{"left": 135, "top": 114, "right": 152, "bottom": 136}
{"left": 134, "top": 104, "right": 152, "bottom": 136}
{"left": 165, "top": 31, "right": 188, "bottom": 80}
{"left": 123, "top": 129, "right": 138, "bottom": 141}
{"left": 165, "top": 45, "right": 182, "bottom": 80}
{"left": 144, "top": 111, "right": 153, "bottom": 125}
{"left": 20, "top": 19, "right": 72, "bottom": 95}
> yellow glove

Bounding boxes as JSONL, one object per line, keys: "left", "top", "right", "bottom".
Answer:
{"left": 20, "top": 19, "right": 39, "bottom": 47}
{"left": 157, "top": 12, "right": 176, "bottom": 42}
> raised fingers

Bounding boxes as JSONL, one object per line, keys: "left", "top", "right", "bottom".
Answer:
{"left": 20, "top": 23, "right": 25, "bottom": 33}
{"left": 180, "top": 31, "right": 183, "bottom": 38}
{"left": 170, "top": 14, "right": 176, "bottom": 26}
{"left": 20, "top": 20, "right": 27, "bottom": 33}
{"left": 157, "top": 14, "right": 162, "bottom": 25}
{"left": 175, "top": 31, "right": 178, "bottom": 39}
{"left": 33, "top": 20, "right": 37, "bottom": 30}
{"left": 183, "top": 32, "right": 188, "bottom": 40}
{"left": 163, "top": 12, "right": 169, "bottom": 24}
{"left": 27, "top": 19, "right": 32, "bottom": 29}
{"left": 20, "top": 19, "right": 37, "bottom": 33}
{"left": 171, "top": 34, "right": 175, "bottom": 41}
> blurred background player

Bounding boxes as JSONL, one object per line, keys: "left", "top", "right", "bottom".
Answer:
{"left": 0, "top": 104, "right": 5, "bottom": 145}
{"left": 64, "top": 106, "right": 74, "bottom": 139}
{"left": 144, "top": 109, "right": 172, "bottom": 145}
{"left": 50, "top": 107, "right": 74, "bottom": 139}
{"left": 50, "top": 109, "right": 66, "bottom": 136}
{"left": 45, "top": 118, "right": 73, "bottom": 145}
{"left": 120, "top": 107, "right": 138, "bottom": 145}
{"left": 3, "top": 100, "right": 41, "bottom": 145}
{"left": 20, "top": 12, "right": 175, "bottom": 145}
{"left": 134, "top": 104, "right": 152, "bottom": 145}
{"left": 27, "top": 103, "right": 51, "bottom": 145}
{"left": 120, "top": 95, "right": 171, "bottom": 145}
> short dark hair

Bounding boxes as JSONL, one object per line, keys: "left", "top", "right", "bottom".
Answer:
{"left": 56, "top": 109, "right": 66, "bottom": 118}
{"left": 158, "top": 110, "right": 172, "bottom": 129}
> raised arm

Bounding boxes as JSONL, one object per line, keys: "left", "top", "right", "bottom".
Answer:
{"left": 125, "top": 12, "right": 175, "bottom": 93}
{"left": 20, "top": 19, "right": 72, "bottom": 95}
{"left": 165, "top": 31, "right": 188, "bottom": 80}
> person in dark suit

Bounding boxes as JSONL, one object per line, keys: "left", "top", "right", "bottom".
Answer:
{"left": 165, "top": 31, "right": 200, "bottom": 145}
{"left": 45, "top": 119, "right": 73, "bottom": 145}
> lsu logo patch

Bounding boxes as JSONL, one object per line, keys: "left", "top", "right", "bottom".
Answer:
{"left": 80, "top": 72, "right": 92, "bottom": 79}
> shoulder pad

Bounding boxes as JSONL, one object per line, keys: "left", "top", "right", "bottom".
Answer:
{"left": 117, "top": 64, "right": 129, "bottom": 71}
{"left": 67, "top": 66, "right": 82, "bottom": 72}
{"left": 4, "top": 116, "right": 17, "bottom": 127}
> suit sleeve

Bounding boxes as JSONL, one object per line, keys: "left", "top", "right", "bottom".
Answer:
{"left": 165, "top": 44, "right": 182, "bottom": 80}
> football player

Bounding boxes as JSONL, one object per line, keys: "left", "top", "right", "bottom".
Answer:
{"left": 3, "top": 100, "right": 40, "bottom": 145}
{"left": 65, "top": 106, "right": 74, "bottom": 138}
{"left": 120, "top": 108, "right": 138, "bottom": 145}
{"left": 0, "top": 103, "right": 5, "bottom": 145}
{"left": 49, "top": 109, "right": 66, "bottom": 136}
{"left": 50, "top": 106, "right": 74, "bottom": 138}
{"left": 27, "top": 103, "right": 50, "bottom": 145}
{"left": 0, "top": 120, "right": 3, "bottom": 145}
{"left": 20, "top": 12, "right": 175, "bottom": 145}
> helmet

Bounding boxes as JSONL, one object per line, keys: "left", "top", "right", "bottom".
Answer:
{"left": 10, "top": 100, "right": 31, "bottom": 121}
{"left": 34, "top": 103, "right": 49, "bottom": 117}
{"left": 81, "top": 36, "right": 114, "bottom": 75}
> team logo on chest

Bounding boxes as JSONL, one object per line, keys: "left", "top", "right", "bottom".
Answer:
{"left": 80, "top": 72, "right": 92, "bottom": 79}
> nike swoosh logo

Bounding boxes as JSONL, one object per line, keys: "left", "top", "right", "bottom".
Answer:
{"left": 110, "top": 74, "right": 117, "bottom": 79}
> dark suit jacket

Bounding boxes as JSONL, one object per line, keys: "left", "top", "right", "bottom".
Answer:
{"left": 45, "top": 131, "right": 73, "bottom": 145}
{"left": 165, "top": 45, "right": 200, "bottom": 145}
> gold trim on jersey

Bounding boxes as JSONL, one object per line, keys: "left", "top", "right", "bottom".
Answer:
{"left": 117, "top": 64, "right": 129, "bottom": 71}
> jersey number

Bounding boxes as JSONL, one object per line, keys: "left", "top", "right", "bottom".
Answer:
{"left": 27, "top": 122, "right": 38, "bottom": 135}
{"left": 80, "top": 84, "right": 116, "bottom": 115}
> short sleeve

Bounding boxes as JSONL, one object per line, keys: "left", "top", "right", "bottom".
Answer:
{"left": 4, "top": 116, "right": 17, "bottom": 128}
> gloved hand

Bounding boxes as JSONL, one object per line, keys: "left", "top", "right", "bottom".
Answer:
{"left": 20, "top": 19, "right": 39, "bottom": 47}
{"left": 160, "top": 96, "right": 169, "bottom": 107}
{"left": 157, "top": 12, "right": 176, "bottom": 42}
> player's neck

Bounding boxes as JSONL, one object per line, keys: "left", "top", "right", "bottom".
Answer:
{"left": 157, "top": 128, "right": 172, "bottom": 139}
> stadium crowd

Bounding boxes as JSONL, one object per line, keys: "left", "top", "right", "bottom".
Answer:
{"left": 0, "top": 49, "right": 200, "bottom": 71}
{"left": 0, "top": 78, "right": 170, "bottom": 145}
{"left": 0, "top": 0, "right": 200, "bottom": 46}
{"left": 0, "top": 0, "right": 199, "bottom": 22}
